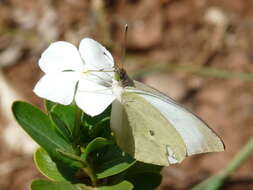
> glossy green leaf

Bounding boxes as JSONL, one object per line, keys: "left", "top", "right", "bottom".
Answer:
{"left": 82, "top": 137, "right": 111, "bottom": 160}
{"left": 77, "top": 181, "right": 133, "bottom": 190}
{"left": 44, "top": 100, "right": 57, "bottom": 113}
{"left": 31, "top": 179, "right": 133, "bottom": 190}
{"left": 81, "top": 105, "right": 112, "bottom": 142}
{"left": 88, "top": 118, "right": 111, "bottom": 139}
{"left": 51, "top": 112, "right": 72, "bottom": 143}
{"left": 82, "top": 105, "right": 111, "bottom": 126}
{"left": 31, "top": 179, "right": 92, "bottom": 190}
{"left": 44, "top": 101, "right": 72, "bottom": 143}
{"left": 127, "top": 172, "right": 161, "bottom": 190}
{"left": 51, "top": 104, "right": 77, "bottom": 135}
{"left": 93, "top": 145, "right": 136, "bottom": 179}
{"left": 12, "top": 101, "right": 80, "bottom": 167}
{"left": 97, "top": 181, "right": 133, "bottom": 190}
{"left": 125, "top": 162, "right": 162, "bottom": 176}
{"left": 34, "top": 147, "right": 78, "bottom": 182}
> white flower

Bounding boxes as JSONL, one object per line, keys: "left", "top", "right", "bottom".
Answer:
{"left": 34, "top": 38, "right": 120, "bottom": 116}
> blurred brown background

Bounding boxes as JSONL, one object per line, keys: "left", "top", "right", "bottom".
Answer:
{"left": 0, "top": 0, "right": 253, "bottom": 190}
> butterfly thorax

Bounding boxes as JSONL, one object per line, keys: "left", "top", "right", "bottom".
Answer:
{"left": 115, "top": 67, "right": 135, "bottom": 87}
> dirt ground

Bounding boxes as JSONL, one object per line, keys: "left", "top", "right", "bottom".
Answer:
{"left": 1, "top": 0, "right": 253, "bottom": 190}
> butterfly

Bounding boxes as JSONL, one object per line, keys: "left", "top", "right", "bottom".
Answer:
{"left": 110, "top": 65, "right": 224, "bottom": 165}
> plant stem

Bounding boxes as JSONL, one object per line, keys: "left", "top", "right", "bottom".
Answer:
{"left": 56, "top": 149, "right": 87, "bottom": 165}
{"left": 191, "top": 137, "right": 253, "bottom": 190}
{"left": 222, "top": 137, "right": 253, "bottom": 177}
{"left": 73, "top": 106, "right": 82, "bottom": 146}
{"left": 60, "top": 149, "right": 98, "bottom": 186}
{"left": 71, "top": 105, "right": 98, "bottom": 186}
{"left": 130, "top": 57, "right": 253, "bottom": 83}
{"left": 82, "top": 165, "right": 97, "bottom": 187}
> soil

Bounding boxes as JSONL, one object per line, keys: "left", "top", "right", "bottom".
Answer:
{"left": 0, "top": 0, "right": 253, "bottom": 190}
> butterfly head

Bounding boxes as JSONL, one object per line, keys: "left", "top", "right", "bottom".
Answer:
{"left": 114, "top": 66, "right": 134, "bottom": 88}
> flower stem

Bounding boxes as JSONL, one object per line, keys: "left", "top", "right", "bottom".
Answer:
{"left": 59, "top": 149, "right": 98, "bottom": 186}
{"left": 73, "top": 106, "right": 82, "bottom": 145}
{"left": 190, "top": 137, "right": 253, "bottom": 190}
{"left": 71, "top": 105, "right": 97, "bottom": 186}
{"left": 82, "top": 165, "right": 97, "bottom": 187}
{"left": 222, "top": 137, "right": 253, "bottom": 176}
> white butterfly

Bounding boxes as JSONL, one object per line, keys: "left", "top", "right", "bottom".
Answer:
{"left": 34, "top": 38, "right": 225, "bottom": 166}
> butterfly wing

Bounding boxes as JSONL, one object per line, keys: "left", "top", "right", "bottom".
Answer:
{"left": 126, "top": 81, "right": 225, "bottom": 156}
{"left": 111, "top": 92, "right": 187, "bottom": 166}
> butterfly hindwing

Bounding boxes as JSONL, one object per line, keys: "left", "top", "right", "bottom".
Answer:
{"left": 111, "top": 92, "right": 187, "bottom": 166}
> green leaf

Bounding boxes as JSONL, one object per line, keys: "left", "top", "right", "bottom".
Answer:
{"left": 12, "top": 101, "right": 80, "bottom": 167}
{"left": 51, "top": 104, "right": 77, "bottom": 135}
{"left": 45, "top": 102, "right": 79, "bottom": 142}
{"left": 82, "top": 105, "right": 111, "bottom": 126}
{"left": 44, "top": 100, "right": 57, "bottom": 113}
{"left": 51, "top": 112, "right": 72, "bottom": 143}
{"left": 31, "top": 179, "right": 133, "bottom": 190}
{"left": 31, "top": 179, "right": 92, "bottom": 190}
{"left": 80, "top": 106, "right": 112, "bottom": 144}
{"left": 127, "top": 172, "right": 161, "bottom": 190}
{"left": 44, "top": 101, "right": 73, "bottom": 142}
{"left": 97, "top": 181, "right": 133, "bottom": 190}
{"left": 93, "top": 144, "right": 136, "bottom": 179}
{"left": 34, "top": 147, "right": 78, "bottom": 182}
{"left": 77, "top": 181, "right": 133, "bottom": 190}
{"left": 82, "top": 137, "right": 111, "bottom": 160}
{"left": 123, "top": 162, "right": 162, "bottom": 190}
{"left": 125, "top": 162, "right": 162, "bottom": 176}
{"left": 88, "top": 118, "right": 111, "bottom": 139}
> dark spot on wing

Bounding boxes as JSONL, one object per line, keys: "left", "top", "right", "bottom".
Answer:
{"left": 103, "top": 51, "right": 109, "bottom": 58}
{"left": 149, "top": 130, "right": 155, "bottom": 136}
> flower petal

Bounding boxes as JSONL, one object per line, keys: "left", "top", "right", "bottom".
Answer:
{"left": 33, "top": 72, "right": 80, "bottom": 105}
{"left": 39, "top": 41, "right": 84, "bottom": 73}
{"left": 79, "top": 38, "right": 114, "bottom": 84}
{"left": 79, "top": 38, "right": 114, "bottom": 70}
{"left": 75, "top": 79, "right": 116, "bottom": 116}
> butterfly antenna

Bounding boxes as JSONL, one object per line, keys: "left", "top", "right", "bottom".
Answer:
{"left": 120, "top": 24, "right": 128, "bottom": 69}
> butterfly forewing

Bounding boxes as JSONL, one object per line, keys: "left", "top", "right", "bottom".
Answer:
{"left": 124, "top": 81, "right": 225, "bottom": 156}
